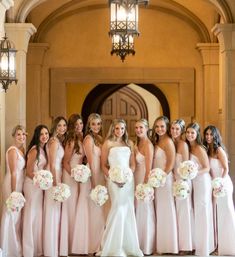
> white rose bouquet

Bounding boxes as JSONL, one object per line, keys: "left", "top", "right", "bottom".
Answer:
{"left": 148, "top": 168, "right": 167, "bottom": 188}
{"left": 109, "top": 166, "right": 133, "bottom": 184}
{"left": 50, "top": 183, "right": 71, "bottom": 202}
{"left": 178, "top": 160, "right": 198, "bottom": 180}
{"left": 212, "top": 177, "right": 226, "bottom": 197}
{"left": 173, "top": 179, "right": 190, "bottom": 200}
{"left": 6, "top": 191, "right": 26, "bottom": 212}
{"left": 71, "top": 164, "right": 91, "bottom": 183}
{"left": 90, "top": 185, "right": 109, "bottom": 206}
{"left": 33, "top": 169, "right": 53, "bottom": 190}
{"left": 135, "top": 183, "right": 154, "bottom": 202}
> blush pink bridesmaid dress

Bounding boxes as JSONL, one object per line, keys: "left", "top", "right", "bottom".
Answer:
{"left": 134, "top": 150, "right": 155, "bottom": 255}
{"left": 0, "top": 146, "right": 25, "bottom": 257}
{"left": 60, "top": 142, "right": 84, "bottom": 256}
{"left": 152, "top": 146, "right": 178, "bottom": 254}
{"left": 22, "top": 147, "right": 47, "bottom": 257}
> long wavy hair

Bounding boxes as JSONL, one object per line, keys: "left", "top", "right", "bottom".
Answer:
{"left": 26, "top": 124, "right": 49, "bottom": 167}
{"left": 151, "top": 116, "right": 170, "bottom": 146}
{"left": 106, "top": 119, "right": 130, "bottom": 147}
{"left": 185, "top": 122, "right": 204, "bottom": 151}
{"left": 50, "top": 116, "right": 67, "bottom": 146}
{"left": 135, "top": 118, "right": 150, "bottom": 146}
{"left": 85, "top": 113, "right": 103, "bottom": 146}
{"left": 203, "top": 125, "right": 226, "bottom": 156}
{"left": 65, "top": 114, "right": 83, "bottom": 154}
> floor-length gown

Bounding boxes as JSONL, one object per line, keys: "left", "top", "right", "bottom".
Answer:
{"left": 72, "top": 135, "right": 105, "bottom": 254}
{"left": 152, "top": 146, "right": 178, "bottom": 254}
{"left": 22, "top": 147, "right": 46, "bottom": 257}
{"left": 190, "top": 154, "right": 215, "bottom": 256}
{"left": 60, "top": 142, "right": 84, "bottom": 256}
{"left": 210, "top": 157, "right": 235, "bottom": 255}
{"left": 100, "top": 146, "right": 143, "bottom": 257}
{"left": 134, "top": 150, "right": 155, "bottom": 255}
{"left": 174, "top": 153, "right": 194, "bottom": 252}
{"left": 0, "top": 146, "right": 25, "bottom": 257}
{"left": 43, "top": 139, "right": 64, "bottom": 257}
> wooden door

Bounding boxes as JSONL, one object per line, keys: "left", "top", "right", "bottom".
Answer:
{"left": 101, "top": 87, "right": 148, "bottom": 141}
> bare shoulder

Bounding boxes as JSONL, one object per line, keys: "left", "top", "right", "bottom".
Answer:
{"left": 178, "top": 140, "right": 188, "bottom": 151}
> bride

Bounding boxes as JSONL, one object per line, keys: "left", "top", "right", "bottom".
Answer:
{"left": 99, "top": 119, "right": 143, "bottom": 257}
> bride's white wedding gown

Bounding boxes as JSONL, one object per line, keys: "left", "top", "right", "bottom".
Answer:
{"left": 100, "top": 146, "right": 143, "bottom": 257}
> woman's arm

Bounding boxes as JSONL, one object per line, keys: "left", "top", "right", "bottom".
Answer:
{"left": 164, "top": 138, "right": 176, "bottom": 173}
{"left": 217, "top": 147, "right": 229, "bottom": 177}
{"left": 8, "top": 148, "right": 18, "bottom": 192}
{"left": 178, "top": 140, "right": 189, "bottom": 161}
{"left": 143, "top": 141, "right": 154, "bottom": 183}
{"left": 101, "top": 140, "right": 110, "bottom": 178}
{"left": 63, "top": 140, "right": 75, "bottom": 175}
{"left": 48, "top": 138, "right": 59, "bottom": 186}
{"left": 26, "top": 148, "right": 37, "bottom": 179}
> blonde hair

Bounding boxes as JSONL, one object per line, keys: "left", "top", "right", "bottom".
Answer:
{"left": 171, "top": 119, "right": 185, "bottom": 134}
{"left": 135, "top": 119, "right": 150, "bottom": 145}
{"left": 85, "top": 113, "right": 103, "bottom": 146}
{"left": 11, "top": 125, "right": 26, "bottom": 137}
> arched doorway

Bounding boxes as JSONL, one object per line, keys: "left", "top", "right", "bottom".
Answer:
{"left": 101, "top": 87, "right": 148, "bottom": 140}
{"left": 81, "top": 83, "right": 170, "bottom": 135}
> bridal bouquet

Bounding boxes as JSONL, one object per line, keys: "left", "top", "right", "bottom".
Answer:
{"left": 109, "top": 166, "right": 133, "bottom": 184}
{"left": 90, "top": 185, "right": 109, "bottom": 206}
{"left": 148, "top": 168, "right": 167, "bottom": 188}
{"left": 71, "top": 164, "right": 91, "bottom": 183}
{"left": 212, "top": 177, "right": 226, "bottom": 197}
{"left": 135, "top": 183, "right": 154, "bottom": 202}
{"left": 50, "top": 183, "right": 71, "bottom": 202}
{"left": 173, "top": 179, "right": 190, "bottom": 200}
{"left": 178, "top": 160, "right": 198, "bottom": 180}
{"left": 33, "top": 169, "right": 53, "bottom": 190}
{"left": 6, "top": 191, "right": 26, "bottom": 212}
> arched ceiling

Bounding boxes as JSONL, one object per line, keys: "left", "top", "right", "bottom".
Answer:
{"left": 6, "top": 0, "right": 235, "bottom": 43}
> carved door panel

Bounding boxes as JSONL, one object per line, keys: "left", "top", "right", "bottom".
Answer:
{"left": 101, "top": 87, "right": 147, "bottom": 141}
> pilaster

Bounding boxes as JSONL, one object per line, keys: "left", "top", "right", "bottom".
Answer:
{"left": 4, "top": 23, "right": 36, "bottom": 148}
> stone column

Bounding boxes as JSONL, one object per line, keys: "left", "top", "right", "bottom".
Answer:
{"left": 0, "top": 0, "right": 14, "bottom": 183}
{"left": 196, "top": 43, "right": 220, "bottom": 128}
{"left": 27, "top": 43, "right": 49, "bottom": 138}
{"left": 212, "top": 24, "right": 235, "bottom": 195}
{"left": 4, "top": 23, "right": 36, "bottom": 148}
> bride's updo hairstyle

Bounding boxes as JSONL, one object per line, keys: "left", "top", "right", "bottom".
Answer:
{"left": 106, "top": 119, "right": 130, "bottom": 147}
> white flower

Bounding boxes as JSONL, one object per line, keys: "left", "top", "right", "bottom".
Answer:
{"left": 6, "top": 191, "right": 26, "bottom": 212}
{"left": 178, "top": 160, "right": 198, "bottom": 180}
{"left": 135, "top": 183, "right": 154, "bottom": 201}
{"left": 173, "top": 179, "right": 190, "bottom": 200}
{"left": 90, "top": 185, "right": 109, "bottom": 206}
{"left": 148, "top": 168, "right": 167, "bottom": 188}
{"left": 109, "top": 166, "right": 133, "bottom": 184}
{"left": 71, "top": 164, "right": 91, "bottom": 183}
{"left": 33, "top": 169, "right": 53, "bottom": 190}
{"left": 50, "top": 183, "right": 71, "bottom": 202}
{"left": 212, "top": 177, "right": 226, "bottom": 197}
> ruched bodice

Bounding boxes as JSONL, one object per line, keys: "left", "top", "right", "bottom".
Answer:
{"left": 70, "top": 143, "right": 85, "bottom": 169}
{"left": 153, "top": 146, "right": 166, "bottom": 170}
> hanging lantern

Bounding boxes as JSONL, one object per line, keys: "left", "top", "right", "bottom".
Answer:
{"left": 0, "top": 34, "right": 17, "bottom": 92}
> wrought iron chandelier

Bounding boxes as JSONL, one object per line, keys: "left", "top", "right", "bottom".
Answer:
{"left": 109, "top": 0, "right": 148, "bottom": 61}
{"left": 0, "top": 34, "right": 17, "bottom": 92}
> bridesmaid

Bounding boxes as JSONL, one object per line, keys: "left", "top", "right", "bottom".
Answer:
{"left": 43, "top": 116, "right": 67, "bottom": 257}
{"left": 203, "top": 125, "right": 235, "bottom": 255}
{"left": 170, "top": 119, "right": 194, "bottom": 254}
{"left": 60, "top": 114, "right": 84, "bottom": 256}
{"left": 151, "top": 116, "right": 178, "bottom": 254}
{"left": 84, "top": 113, "right": 105, "bottom": 254}
{"left": 185, "top": 122, "right": 214, "bottom": 256}
{"left": 134, "top": 119, "right": 155, "bottom": 255}
{"left": 0, "top": 125, "right": 26, "bottom": 257}
{"left": 22, "top": 125, "right": 49, "bottom": 257}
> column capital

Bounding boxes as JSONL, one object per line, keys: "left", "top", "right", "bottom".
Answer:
{"left": 0, "top": 0, "right": 14, "bottom": 10}
{"left": 212, "top": 23, "right": 235, "bottom": 52}
{"left": 28, "top": 43, "right": 50, "bottom": 65}
{"left": 196, "top": 43, "right": 219, "bottom": 65}
{"left": 4, "top": 23, "right": 37, "bottom": 53}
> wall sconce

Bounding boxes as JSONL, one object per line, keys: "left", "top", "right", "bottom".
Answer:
{"left": 0, "top": 34, "right": 17, "bottom": 92}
